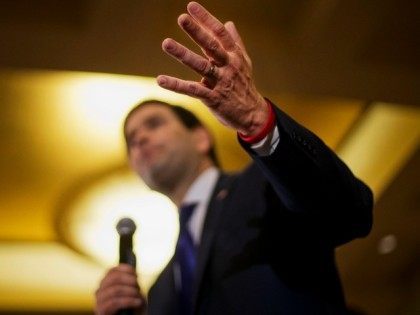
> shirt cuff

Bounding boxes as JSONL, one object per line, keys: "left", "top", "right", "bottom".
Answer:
{"left": 250, "top": 125, "right": 280, "bottom": 156}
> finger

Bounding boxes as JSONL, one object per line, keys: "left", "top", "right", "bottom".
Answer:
{"left": 101, "top": 264, "right": 136, "bottom": 276}
{"left": 115, "top": 264, "right": 137, "bottom": 274}
{"left": 100, "top": 266, "right": 137, "bottom": 283}
{"left": 224, "top": 21, "right": 252, "bottom": 67}
{"left": 97, "top": 296, "right": 143, "bottom": 315}
{"left": 187, "top": 2, "right": 236, "bottom": 51}
{"left": 224, "top": 21, "right": 246, "bottom": 53}
{"left": 162, "top": 38, "right": 214, "bottom": 77}
{"left": 177, "top": 13, "right": 228, "bottom": 66}
{"left": 96, "top": 285, "right": 141, "bottom": 304}
{"left": 100, "top": 270, "right": 138, "bottom": 289}
{"left": 157, "top": 75, "right": 213, "bottom": 99}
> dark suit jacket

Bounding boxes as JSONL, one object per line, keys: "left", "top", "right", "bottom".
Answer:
{"left": 148, "top": 105, "right": 373, "bottom": 315}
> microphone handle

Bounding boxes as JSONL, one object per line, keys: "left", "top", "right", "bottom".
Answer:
{"left": 119, "top": 234, "right": 136, "bottom": 267}
{"left": 117, "top": 234, "right": 136, "bottom": 315}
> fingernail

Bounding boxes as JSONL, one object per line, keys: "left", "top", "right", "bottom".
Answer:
{"left": 157, "top": 76, "right": 166, "bottom": 86}
{"left": 162, "top": 39, "right": 172, "bottom": 50}
{"left": 178, "top": 14, "right": 190, "bottom": 28}
{"left": 188, "top": 2, "right": 199, "bottom": 13}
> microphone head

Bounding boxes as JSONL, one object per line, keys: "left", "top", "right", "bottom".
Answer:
{"left": 116, "top": 217, "right": 136, "bottom": 236}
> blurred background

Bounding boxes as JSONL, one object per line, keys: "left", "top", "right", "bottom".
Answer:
{"left": 0, "top": 1, "right": 419, "bottom": 314}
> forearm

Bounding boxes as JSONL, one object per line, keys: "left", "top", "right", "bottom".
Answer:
{"left": 240, "top": 104, "right": 373, "bottom": 245}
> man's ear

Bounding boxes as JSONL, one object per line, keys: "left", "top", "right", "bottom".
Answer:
{"left": 192, "top": 127, "right": 212, "bottom": 156}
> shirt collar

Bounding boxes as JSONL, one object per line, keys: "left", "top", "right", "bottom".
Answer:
{"left": 182, "top": 167, "right": 220, "bottom": 206}
{"left": 181, "top": 167, "right": 220, "bottom": 245}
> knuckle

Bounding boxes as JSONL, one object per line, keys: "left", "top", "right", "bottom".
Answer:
{"left": 110, "top": 286, "right": 122, "bottom": 296}
{"left": 109, "top": 266, "right": 121, "bottom": 272}
{"left": 208, "top": 39, "right": 218, "bottom": 52}
{"left": 197, "top": 60, "right": 207, "bottom": 73}
{"left": 199, "top": 10, "right": 209, "bottom": 22}
{"left": 222, "top": 78, "right": 234, "bottom": 89}
{"left": 109, "top": 287, "right": 119, "bottom": 296}
{"left": 213, "top": 24, "right": 226, "bottom": 37}
{"left": 173, "top": 80, "right": 180, "bottom": 90}
{"left": 178, "top": 46, "right": 187, "bottom": 59}
{"left": 188, "top": 83, "right": 198, "bottom": 95}
{"left": 105, "top": 272, "right": 118, "bottom": 284}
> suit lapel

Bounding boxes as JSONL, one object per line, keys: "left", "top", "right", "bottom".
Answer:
{"left": 191, "top": 173, "right": 236, "bottom": 312}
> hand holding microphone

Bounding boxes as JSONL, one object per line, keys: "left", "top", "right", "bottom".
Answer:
{"left": 95, "top": 218, "right": 145, "bottom": 315}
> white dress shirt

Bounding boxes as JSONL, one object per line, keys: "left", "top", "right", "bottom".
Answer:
{"left": 182, "top": 167, "right": 220, "bottom": 245}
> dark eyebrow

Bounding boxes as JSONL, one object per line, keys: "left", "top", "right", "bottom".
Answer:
{"left": 125, "top": 114, "right": 166, "bottom": 143}
{"left": 143, "top": 115, "right": 164, "bottom": 126}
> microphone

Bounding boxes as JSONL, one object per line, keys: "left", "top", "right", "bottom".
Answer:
{"left": 116, "top": 217, "right": 137, "bottom": 315}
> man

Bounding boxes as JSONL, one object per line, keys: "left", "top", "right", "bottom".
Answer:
{"left": 95, "top": 2, "right": 373, "bottom": 314}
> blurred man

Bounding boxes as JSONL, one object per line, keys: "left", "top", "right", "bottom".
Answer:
{"left": 95, "top": 2, "right": 373, "bottom": 314}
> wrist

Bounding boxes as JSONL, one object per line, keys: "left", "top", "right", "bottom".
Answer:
{"left": 238, "top": 98, "right": 276, "bottom": 144}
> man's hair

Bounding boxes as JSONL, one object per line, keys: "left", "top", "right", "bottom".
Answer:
{"left": 123, "top": 99, "right": 219, "bottom": 166}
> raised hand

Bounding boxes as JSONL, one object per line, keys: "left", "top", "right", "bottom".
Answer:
{"left": 157, "top": 1, "right": 269, "bottom": 137}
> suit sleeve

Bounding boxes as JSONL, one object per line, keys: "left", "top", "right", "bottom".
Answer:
{"left": 239, "top": 104, "right": 373, "bottom": 246}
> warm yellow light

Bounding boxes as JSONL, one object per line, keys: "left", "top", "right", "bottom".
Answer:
{"left": 338, "top": 103, "right": 420, "bottom": 199}
{"left": 60, "top": 75, "right": 160, "bottom": 141}
{"left": 63, "top": 169, "right": 179, "bottom": 291}
{"left": 0, "top": 242, "right": 102, "bottom": 310}
{"left": 53, "top": 72, "right": 205, "bottom": 162}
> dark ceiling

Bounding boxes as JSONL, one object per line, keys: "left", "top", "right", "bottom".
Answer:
{"left": 0, "top": 0, "right": 419, "bottom": 105}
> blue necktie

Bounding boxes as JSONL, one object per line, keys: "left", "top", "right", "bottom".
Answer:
{"left": 176, "top": 203, "right": 197, "bottom": 315}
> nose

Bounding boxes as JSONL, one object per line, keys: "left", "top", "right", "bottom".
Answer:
{"left": 130, "top": 128, "right": 150, "bottom": 150}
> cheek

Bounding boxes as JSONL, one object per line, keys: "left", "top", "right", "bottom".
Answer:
{"left": 169, "top": 133, "right": 195, "bottom": 153}
{"left": 128, "top": 150, "right": 143, "bottom": 169}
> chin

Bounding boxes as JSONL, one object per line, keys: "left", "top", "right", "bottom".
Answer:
{"left": 141, "top": 167, "right": 167, "bottom": 191}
